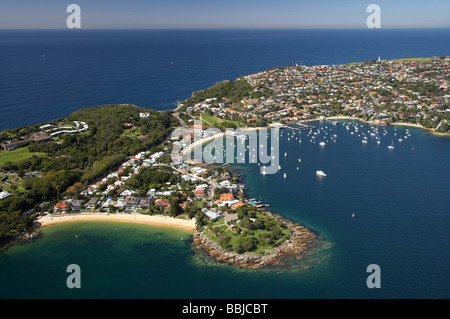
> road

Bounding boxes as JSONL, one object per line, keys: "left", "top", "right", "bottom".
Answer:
{"left": 172, "top": 112, "right": 188, "bottom": 128}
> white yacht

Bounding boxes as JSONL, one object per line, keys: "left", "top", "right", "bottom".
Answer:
{"left": 316, "top": 170, "right": 327, "bottom": 177}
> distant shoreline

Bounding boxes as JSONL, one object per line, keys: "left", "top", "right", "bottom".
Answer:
{"left": 315, "top": 116, "right": 450, "bottom": 137}
{"left": 34, "top": 213, "right": 196, "bottom": 232}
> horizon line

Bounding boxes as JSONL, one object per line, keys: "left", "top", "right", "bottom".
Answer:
{"left": 1, "top": 26, "right": 450, "bottom": 31}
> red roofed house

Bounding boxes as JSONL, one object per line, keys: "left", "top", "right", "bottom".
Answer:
{"left": 54, "top": 201, "right": 68, "bottom": 212}
{"left": 190, "top": 124, "right": 206, "bottom": 130}
{"left": 220, "top": 193, "right": 234, "bottom": 201}
{"left": 155, "top": 199, "right": 170, "bottom": 208}
{"left": 231, "top": 202, "right": 245, "bottom": 210}
{"left": 194, "top": 189, "right": 205, "bottom": 198}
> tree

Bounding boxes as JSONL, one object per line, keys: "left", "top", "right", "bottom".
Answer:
{"left": 169, "top": 198, "right": 182, "bottom": 217}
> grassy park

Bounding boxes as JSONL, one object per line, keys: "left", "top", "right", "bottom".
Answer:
{"left": 0, "top": 146, "right": 47, "bottom": 166}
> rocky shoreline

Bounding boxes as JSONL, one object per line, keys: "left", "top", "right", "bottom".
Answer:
{"left": 192, "top": 213, "right": 320, "bottom": 269}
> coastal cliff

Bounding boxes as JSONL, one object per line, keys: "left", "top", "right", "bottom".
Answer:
{"left": 193, "top": 213, "right": 320, "bottom": 269}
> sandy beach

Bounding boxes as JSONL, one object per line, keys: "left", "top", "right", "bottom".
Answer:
{"left": 181, "top": 124, "right": 277, "bottom": 161}
{"left": 34, "top": 213, "right": 196, "bottom": 232}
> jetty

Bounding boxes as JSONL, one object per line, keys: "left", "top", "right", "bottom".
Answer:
{"left": 284, "top": 123, "right": 315, "bottom": 131}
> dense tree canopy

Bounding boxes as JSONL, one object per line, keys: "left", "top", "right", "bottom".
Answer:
{"left": 0, "top": 104, "right": 178, "bottom": 244}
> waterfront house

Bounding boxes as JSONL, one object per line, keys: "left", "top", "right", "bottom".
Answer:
{"left": 231, "top": 202, "right": 246, "bottom": 210}
{"left": 113, "top": 199, "right": 126, "bottom": 209}
{"left": 54, "top": 201, "right": 68, "bottom": 213}
{"left": 71, "top": 200, "right": 83, "bottom": 212}
{"left": 140, "top": 197, "right": 152, "bottom": 208}
{"left": 86, "top": 197, "right": 99, "bottom": 209}
{"left": 102, "top": 198, "right": 114, "bottom": 209}
{"left": 155, "top": 198, "right": 170, "bottom": 208}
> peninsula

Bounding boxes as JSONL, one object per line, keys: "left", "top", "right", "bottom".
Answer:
{"left": 1, "top": 55, "right": 448, "bottom": 268}
{"left": 176, "top": 56, "right": 449, "bottom": 136}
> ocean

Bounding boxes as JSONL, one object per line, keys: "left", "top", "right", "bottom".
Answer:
{"left": 0, "top": 29, "right": 449, "bottom": 299}
{"left": 1, "top": 28, "right": 450, "bottom": 130}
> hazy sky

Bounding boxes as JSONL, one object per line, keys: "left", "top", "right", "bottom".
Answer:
{"left": 0, "top": 0, "right": 449, "bottom": 29}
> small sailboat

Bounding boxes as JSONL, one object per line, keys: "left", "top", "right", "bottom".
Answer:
{"left": 352, "top": 213, "right": 355, "bottom": 218}
{"left": 283, "top": 173, "right": 287, "bottom": 178}
{"left": 388, "top": 140, "right": 394, "bottom": 149}
{"left": 411, "top": 144, "right": 415, "bottom": 151}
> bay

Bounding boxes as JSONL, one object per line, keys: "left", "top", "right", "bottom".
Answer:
{"left": 1, "top": 121, "right": 449, "bottom": 298}
{"left": 0, "top": 29, "right": 449, "bottom": 299}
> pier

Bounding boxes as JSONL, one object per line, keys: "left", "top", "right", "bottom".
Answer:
{"left": 284, "top": 123, "right": 315, "bottom": 131}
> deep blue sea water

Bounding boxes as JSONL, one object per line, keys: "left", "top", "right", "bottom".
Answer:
{"left": 1, "top": 28, "right": 449, "bottom": 130}
{"left": 0, "top": 29, "right": 449, "bottom": 299}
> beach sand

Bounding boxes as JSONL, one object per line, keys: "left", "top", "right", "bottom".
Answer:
{"left": 35, "top": 213, "right": 196, "bottom": 232}
{"left": 181, "top": 124, "right": 279, "bottom": 160}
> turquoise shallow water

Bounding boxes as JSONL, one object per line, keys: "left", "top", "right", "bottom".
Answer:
{"left": 0, "top": 120, "right": 449, "bottom": 299}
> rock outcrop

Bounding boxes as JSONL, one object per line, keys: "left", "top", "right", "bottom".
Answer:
{"left": 192, "top": 213, "right": 319, "bottom": 269}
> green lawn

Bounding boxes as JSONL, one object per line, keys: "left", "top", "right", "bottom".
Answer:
{"left": 0, "top": 146, "right": 47, "bottom": 165}
{"left": 201, "top": 113, "right": 247, "bottom": 129}
{"left": 121, "top": 127, "right": 142, "bottom": 138}
{"left": 205, "top": 212, "right": 292, "bottom": 256}
{"left": 389, "top": 57, "right": 435, "bottom": 63}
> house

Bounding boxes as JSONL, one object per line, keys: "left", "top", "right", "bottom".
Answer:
{"left": 126, "top": 197, "right": 141, "bottom": 208}
{"left": 231, "top": 202, "right": 246, "bottom": 210}
{"left": 113, "top": 199, "right": 126, "bottom": 209}
{"left": 225, "top": 184, "right": 238, "bottom": 193}
{"left": 54, "top": 201, "right": 68, "bottom": 213}
{"left": 102, "top": 198, "right": 115, "bottom": 209}
{"left": 0, "top": 191, "right": 11, "bottom": 200}
{"left": 155, "top": 198, "right": 170, "bottom": 208}
{"left": 217, "top": 199, "right": 239, "bottom": 208}
{"left": 86, "top": 197, "right": 99, "bottom": 209}
{"left": 139, "top": 112, "right": 151, "bottom": 118}
{"left": 194, "top": 189, "right": 205, "bottom": 198}
{"left": 140, "top": 197, "right": 152, "bottom": 208}
{"left": 203, "top": 209, "right": 221, "bottom": 220}
{"left": 1, "top": 142, "right": 18, "bottom": 151}
{"left": 71, "top": 200, "right": 83, "bottom": 212}
{"left": 189, "top": 124, "right": 206, "bottom": 130}
{"left": 220, "top": 193, "right": 234, "bottom": 201}
{"left": 224, "top": 213, "right": 239, "bottom": 223}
